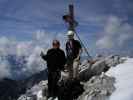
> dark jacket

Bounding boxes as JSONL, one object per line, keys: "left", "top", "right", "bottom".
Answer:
{"left": 41, "top": 48, "right": 66, "bottom": 71}
{"left": 66, "top": 39, "right": 82, "bottom": 60}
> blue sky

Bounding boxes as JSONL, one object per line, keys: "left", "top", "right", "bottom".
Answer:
{"left": 0, "top": 0, "right": 133, "bottom": 56}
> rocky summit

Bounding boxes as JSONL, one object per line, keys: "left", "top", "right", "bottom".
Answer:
{"left": 17, "top": 55, "right": 122, "bottom": 100}
{"left": 77, "top": 73, "right": 115, "bottom": 100}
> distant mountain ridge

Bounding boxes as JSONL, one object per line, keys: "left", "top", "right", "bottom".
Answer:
{"left": 0, "top": 68, "right": 48, "bottom": 100}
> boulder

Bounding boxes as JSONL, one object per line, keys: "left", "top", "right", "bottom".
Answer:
{"left": 90, "top": 60, "right": 106, "bottom": 75}
{"left": 104, "top": 55, "right": 120, "bottom": 67}
{"left": 79, "top": 55, "right": 121, "bottom": 81}
{"left": 18, "top": 80, "right": 48, "bottom": 100}
{"left": 78, "top": 73, "right": 115, "bottom": 100}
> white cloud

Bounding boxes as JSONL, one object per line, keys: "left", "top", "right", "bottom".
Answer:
{"left": 96, "top": 16, "right": 133, "bottom": 49}
{"left": 16, "top": 41, "right": 33, "bottom": 56}
{"left": 97, "top": 36, "right": 115, "bottom": 49}
{"left": 26, "top": 46, "right": 45, "bottom": 75}
{"left": 0, "top": 60, "right": 11, "bottom": 79}
{"left": 0, "top": 30, "right": 65, "bottom": 80}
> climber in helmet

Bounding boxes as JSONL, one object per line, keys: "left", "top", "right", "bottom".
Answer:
{"left": 66, "top": 30, "right": 82, "bottom": 79}
{"left": 41, "top": 39, "right": 66, "bottom": 100}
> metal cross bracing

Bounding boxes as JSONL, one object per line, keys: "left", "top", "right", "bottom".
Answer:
{"left": 63, "top": 1, "right": 93, "bottom": 61}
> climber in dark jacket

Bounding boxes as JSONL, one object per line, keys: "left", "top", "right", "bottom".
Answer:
{"left": 41, "top": 39, "right": 66, "bottom": 99}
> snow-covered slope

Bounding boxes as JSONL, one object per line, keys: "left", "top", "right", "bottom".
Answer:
{"left": 106, "top": 58, "right": 133, "bottom": 100}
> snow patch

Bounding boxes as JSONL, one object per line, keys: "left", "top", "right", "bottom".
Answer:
{"left": 106, "top": 58, "right": 133, "bottom": 100}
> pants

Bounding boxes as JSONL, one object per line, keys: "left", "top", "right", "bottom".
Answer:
{"left": 67, "top": 58, "right": 80, "bottom": 79}
{"left": 48, "top": 70, "right": 60, "bottom": 97}
{"left": 67, "top": 60, "right": 73, "bottom": 79}
{"left": 73, "top": 59, "right": 80, "bottom": 78}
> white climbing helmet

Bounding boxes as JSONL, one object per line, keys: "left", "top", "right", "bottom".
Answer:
{"left": 66, "top": 30, "right": 75, "bottom": 36}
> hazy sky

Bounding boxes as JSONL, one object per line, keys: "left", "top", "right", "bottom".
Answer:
{"left": 0, "top": 0, "right": 133, "bottom": 56}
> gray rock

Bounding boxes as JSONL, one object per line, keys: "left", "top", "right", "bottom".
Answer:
{"left": 79, "top": 59, "right": 106, "bottom": 81}
{"left": 78, "top": 73, "right": 115, "bottom": 100}
{"left": 105, "top": 55, "right": 120, "bottom": 67}
{"left": 17, "top": 80, "right": 48, "bottom": 100}
{"left": 90, "top": 60, "right": 106, "bottom": 75}
{"left": 79, "top": 55, "right": 121, "bottom": 81}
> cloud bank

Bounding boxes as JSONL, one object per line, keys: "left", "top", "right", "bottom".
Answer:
{"left": 96, "top": 16, "right": 133, "bottom": 56}
{"left": 0, "top": 30, "right": 65, "bottom": 80}
{"left": 0, "top": 0, "right": 133, "bottom": 57}
{"left": 0, "top": 0, "right": 133, "bottom": 77}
